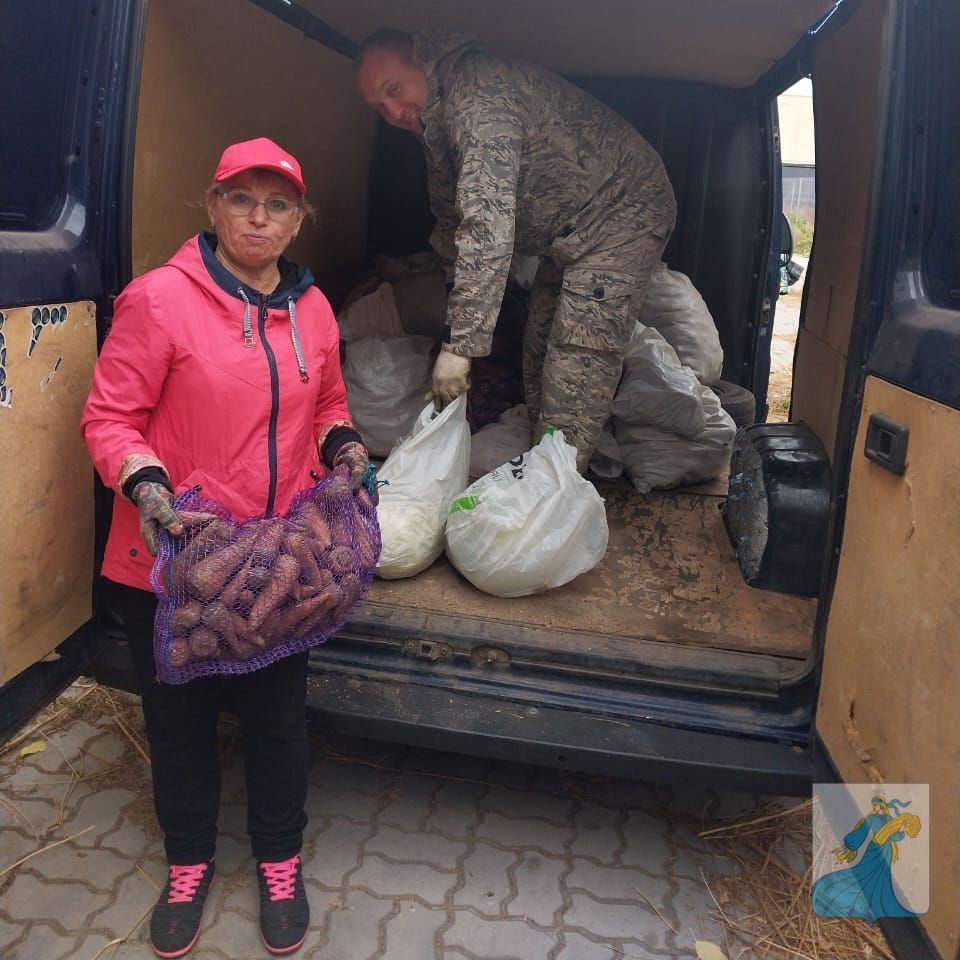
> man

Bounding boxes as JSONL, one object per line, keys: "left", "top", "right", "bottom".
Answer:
{"left": 355, "top": 29, "right": 676, "bottom": 469}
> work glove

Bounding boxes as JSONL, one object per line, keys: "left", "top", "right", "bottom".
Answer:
{"left": 332, "top": 441, "right": 379, "bottom": 503}
{"left": 432, "top": 350, "right": 471, "bottom": 410}
{"left": 131, "top": 480, "right": 184, "bottom": 557}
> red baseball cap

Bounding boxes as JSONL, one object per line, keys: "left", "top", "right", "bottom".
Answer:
{"left": 213, "top": 137, "right": 306, "bottom": 195}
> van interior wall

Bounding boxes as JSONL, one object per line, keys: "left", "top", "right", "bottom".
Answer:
{"left": 790, "top": 0, "right": 885, "bottom": 458}
{"left": 132, "top": 0, "right": 374, "bottom": 305}
{"left": 366, "top": 78, "right": 768, "bottom": 384}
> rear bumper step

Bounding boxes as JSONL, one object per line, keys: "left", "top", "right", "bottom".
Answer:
{"left": 305, "top": 669, "right": 812, "bottom": 796}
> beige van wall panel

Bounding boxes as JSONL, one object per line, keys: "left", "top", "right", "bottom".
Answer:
{"left": 792, "top": 0, "right": 883, "bottom": 452}
{"left": 0, "top": 302, "right": 97, "bottom": 685}
{"left": 818, "top": 377, "right": 960, "bottom": 958}
{"left": 791, "top": 328, "right": 844, "bottom": 460}
{"left": 134, "top": 0, "right": 375, "bottom": 304}
{"left": 276, "top": 43, "right": 378, "bottom": 305}
{"left": 308, "top": 0, "right": 836, "bottom": 87}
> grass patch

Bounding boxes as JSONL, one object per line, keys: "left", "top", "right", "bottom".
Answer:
{"left": 787, "top": 211, "right": 814, "bottom": 257}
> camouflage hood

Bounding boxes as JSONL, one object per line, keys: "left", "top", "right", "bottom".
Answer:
{"left": 415, "top": 30, "right": 482, "bottom": 105}
{"left": 414, "top": 30, "right": 481, "bottom": 69}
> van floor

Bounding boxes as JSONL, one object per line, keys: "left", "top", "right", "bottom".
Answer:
{"left": 366, "top": 481, "right": 815, "bottom": 659}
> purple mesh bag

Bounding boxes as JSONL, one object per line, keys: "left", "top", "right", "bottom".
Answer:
{"left": 149, "top": 466, "right": 381, "bottom": 684}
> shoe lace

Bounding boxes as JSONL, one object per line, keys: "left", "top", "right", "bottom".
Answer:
{"left": 166, "top": 863, "right": 208, "bottom": 904}
{"left": 260, "top": 856, "right": 300, "bottom": 901}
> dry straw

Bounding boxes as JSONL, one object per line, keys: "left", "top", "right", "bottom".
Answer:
{"left": 699, "top": 799, "right": 895, "bottom": 960}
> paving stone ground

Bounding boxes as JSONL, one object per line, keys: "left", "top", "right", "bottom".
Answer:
{"left": 1, "top": 681, "right": 788, "bottom": 960}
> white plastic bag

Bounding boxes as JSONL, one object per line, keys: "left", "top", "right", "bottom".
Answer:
{"left": 445, "top": 430, "right": 609, "bottom": 597}
{"left": 342, "top": 335, "right": 433, "bottom": 459}
{"left": 615, "top": 387, "right": 736, "bottom": 494}
{"left": 336, "top": 282, "right": 403, "bottom": 341}
{"left": 614, "top": 324, "right": 707, "bottom": 438}
{"left": 635, "top": 263, "right": 724, "bottom": 386}
{"left": 468, "top": 404, "right": 531, "bottom": 479}
{"left": 375, "top": 395, "right": 471, "bottom": 579}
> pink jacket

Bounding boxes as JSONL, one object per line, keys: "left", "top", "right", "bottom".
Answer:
{"left": 81, "top": 233, "right": 352, "bottom": 591}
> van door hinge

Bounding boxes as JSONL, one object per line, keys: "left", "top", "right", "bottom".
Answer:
{"left": 402, "top": 639, "right": 453, "bottom": 662}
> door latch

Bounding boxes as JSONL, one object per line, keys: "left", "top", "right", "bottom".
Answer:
{"left": 402, "top": 639, "right": 452, "bottom": 662}
{"left": 864, "top": 414, "right": 909, "bottom": 475}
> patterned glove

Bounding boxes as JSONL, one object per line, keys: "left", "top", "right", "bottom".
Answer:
{"left": 332, "top": 441, "right": 376, "bottom": 501}
{"left": 131, "top": 480, "right": 184, "bottom": 556}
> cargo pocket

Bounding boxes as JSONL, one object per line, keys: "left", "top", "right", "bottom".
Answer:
{"left": 552, "top": 273, "right": 636, "bottom": 355}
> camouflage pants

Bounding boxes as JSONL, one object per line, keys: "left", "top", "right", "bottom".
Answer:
{"left": 523, "top": 226, "right": 671, "bottom": 471}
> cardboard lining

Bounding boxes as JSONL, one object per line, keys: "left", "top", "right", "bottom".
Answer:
{"left": 791, "top": 0, "right": 884, "bottom": 458}
{"left": 0, "top": 302, "right": 97, "bottom": 685}
{"left": 304, "top": 0, "right": 837, "bottom": 88}
{"left": 132, "top": 0, "right": 376, "bottom": 304}
{"left": 817, "top": 376, "right": 960, "bottom": 957}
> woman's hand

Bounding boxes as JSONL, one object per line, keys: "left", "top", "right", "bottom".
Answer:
{"left": 131, "top": 480, "right": 184, "bottom": 556}
{"left": 332, "top": 441, "right": 378, "bottom": 502}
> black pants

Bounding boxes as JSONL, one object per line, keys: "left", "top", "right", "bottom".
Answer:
{"left": 108, "top": 580, "right": 309, "bottom": 865}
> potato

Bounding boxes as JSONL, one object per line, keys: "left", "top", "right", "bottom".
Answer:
{"left": 189, "top": 625, "right": 220, "bottom": 658}
{"left": 326, "top": 546, "right": 357, "bottom": 577}
{"left": 168, "top": 638, "right": 191, "bottom": 667}
{"left": 171, "top": 599, "right": 203, "bottom": 635}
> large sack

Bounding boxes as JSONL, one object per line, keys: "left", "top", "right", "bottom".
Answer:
{"left": 635, "top": 263, "right": 724, "bottom": 386}
{"left": 615, "top": 386, "right": 736, "bottom": 494}
{"left": 615, "top": 324, "right": 708, "bottom": 439}
{"left": 468, "top": 404, "right": 531, "bottom": 479}
{"left": 588, "top": 422, "right": 623, "bottom": 480}
{"left": 341, "top": 335, "right": 433, "bottom": 459}
{"left": 336, "top": 282, "right": 403, "bottom": 341}
{"left": 445, "top": 430, "right": 608, "bottom": 597}
{"left": 375, "top": 395, "right": 471, "bottom": 579}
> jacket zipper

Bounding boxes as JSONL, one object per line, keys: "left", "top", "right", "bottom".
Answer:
{"left": 258, "top": 294, "right": 280, "bottom": 516}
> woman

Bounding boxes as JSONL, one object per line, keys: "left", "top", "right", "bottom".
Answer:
{"left": 812, "top": 796, "right": 922, "bottom": 919}
{"left": 81, "top": 138, "right": 371, "bottom": 958}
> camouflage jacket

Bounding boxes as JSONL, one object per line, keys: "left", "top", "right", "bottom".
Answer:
{"left": 416, "top": 32, "right": 675, "bottom": 358}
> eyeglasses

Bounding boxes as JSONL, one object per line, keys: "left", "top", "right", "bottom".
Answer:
{"left": 214, "top": 189, "right": 301, "bottom": 221}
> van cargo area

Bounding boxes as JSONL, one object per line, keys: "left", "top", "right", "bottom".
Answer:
{"left": 93, "top": 0, "right": 887, "bottom": 791}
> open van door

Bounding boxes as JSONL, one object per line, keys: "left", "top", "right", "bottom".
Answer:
{"left": 811, "top": 0, "right": 960, "bottom": 957}
{"left": 0, "top": 0, "right": 140, "bottom": 738}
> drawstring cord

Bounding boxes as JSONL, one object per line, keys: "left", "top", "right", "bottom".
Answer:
{"left": 287, "top": 297, "right": 309, "bottom": 383}
{"left": 238, "top": 288, "right": 254, "bottom": 347}
{"left": 236, "top": 288, "right": 308, "bottom": 383}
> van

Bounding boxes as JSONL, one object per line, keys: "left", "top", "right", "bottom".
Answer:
{"left": 1, "top": 1, "right": 956, "bottom": 956}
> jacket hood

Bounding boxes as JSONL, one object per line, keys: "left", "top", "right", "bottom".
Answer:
{"left": 188, "top": 232, "right": 315, "bottom": 307}
{"left": 164, "top": 233, "right": 316, "bottom": 381}
{"left": 158, "top": 232, "right": 314, "bottom": 307}
{"left": 414, "top": 31, "right": 482, "bottom": 70}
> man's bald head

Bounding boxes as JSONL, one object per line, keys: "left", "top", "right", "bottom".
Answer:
{"left": 355, "top": 28, "right": 428, "bottom": 136}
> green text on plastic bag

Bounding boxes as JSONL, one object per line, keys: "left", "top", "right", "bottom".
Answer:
{"left": 449, "top": 494, "right": 479, "bottom": 515}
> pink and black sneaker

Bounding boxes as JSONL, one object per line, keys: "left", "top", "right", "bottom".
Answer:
{"left": 150, "top": 860, "right": 215, "bottom": 958}
{"left": 257, "top": 854, "right": 310, "bottom": 954}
